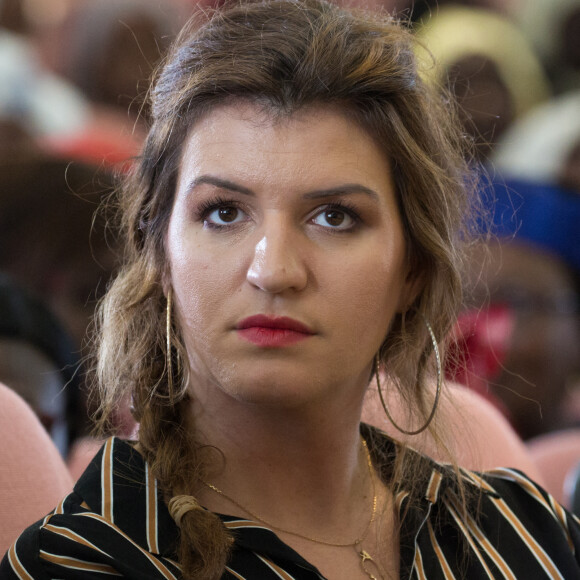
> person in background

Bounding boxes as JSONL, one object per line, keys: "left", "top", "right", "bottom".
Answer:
{"left": 491, "top": 90, "right": 580, "bottom": 194}
{"left": 406, "top": 0, "right": 522, "bottom": 20}
{"left": 0, "top": 0, "right": 150, "bottom": 169}
{"left": 0, "top": 274, "right": 78, "bottom": 457}
{"left": 515, "top": 0, "right": 580, "bottom": 95}
{"left": 414, "top": 5, "right": 550, "bottom": 161}
{"left": 0, "top": 21, "right": 88, "bottom": 143}
{"left": 0, "top": 155, "right": 116, "bottom": 349}
{"left": 0, "top": 155, "right": 117, "bottom": 440}
{"left": 47, "top": 0, "right": 180, "bottom": 158}
{"left": 449, "top": 179, "right": 580, "bottom": 440}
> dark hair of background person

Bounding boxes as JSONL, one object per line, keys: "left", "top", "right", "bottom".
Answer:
{"left": 412, "top": 5, "right": 550, "bottom": 164}
{"left": 57, "top": 0, "right": 178, "bottom": 122}
{"left": 0, "top": 154, "right": 118, "bottom": 439}
{"left": 0, "top": 273, "right": 80, "bottom": 453}
{"left": 0, "top": 0, "right": 28, "bottom": 34}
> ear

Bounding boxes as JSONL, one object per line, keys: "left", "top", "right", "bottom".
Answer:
{"left": 396, "top": 270, "right": 424, "bottom": 313}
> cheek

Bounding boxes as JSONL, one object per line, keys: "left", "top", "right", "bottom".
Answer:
{"left": 168, "top": 229, "right": 244, "bottom": 336}
{"left": 168, "top": 227, "right": 212, "bottom": 326}
{"left": 328, "top": 251, "right": 407, "bottom": 341}
{"left": 172, "top": 260, "right": 226, "bottom": 330}
{"left": 362, "top": 246, "right": 408, "bottom": 306}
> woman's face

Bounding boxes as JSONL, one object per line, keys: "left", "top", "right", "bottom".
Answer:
{"left": 166, "top": 102, "right": 415, "bottom": 412}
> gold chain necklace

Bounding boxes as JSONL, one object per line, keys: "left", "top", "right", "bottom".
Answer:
{"left": 202, "top": 439, "right": 384, "bottom": 580}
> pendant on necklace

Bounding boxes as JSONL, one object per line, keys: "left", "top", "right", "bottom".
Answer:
{"left": 359, "top": 549, "right": 379, "bottom": 580}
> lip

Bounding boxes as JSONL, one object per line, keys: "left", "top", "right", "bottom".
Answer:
{"left": 236, "top": 315, "right": 315, "bottom": 347}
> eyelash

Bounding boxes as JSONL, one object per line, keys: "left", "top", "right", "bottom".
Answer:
{"left": 316, "top": 201, "right": 361, "bottom": 231}
{"left": 195, "top": 196, "right": 362, "bottom": 231}
{"left": 196, "top": 196, "right": 243, "bottom": 229}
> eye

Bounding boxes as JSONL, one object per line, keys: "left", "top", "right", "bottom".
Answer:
{"left": 311, "top": 205, "right": 357, "bottom": 230}
{"left": 204, "top": 204, "right": 247, "bottom": 227}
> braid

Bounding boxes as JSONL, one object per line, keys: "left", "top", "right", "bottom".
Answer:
{"left": 138, "top": 399, "right": 234, "bottom": 579}
{"left": 92, "top": 258, "right": 233, "bottom": 578}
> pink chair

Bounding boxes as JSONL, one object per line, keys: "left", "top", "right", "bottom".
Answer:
{"left": 67, "top": 436, "right": 104, "bottom": 481}
{"left": 67, "top": 396, "right": 138, "bottom": 482}
{"left": 527, "top": 429, "right": 580, "bottom": 507}
{"left": 0, "top": 382, "right": 73, "bottom": 555}
{"left": 363, "top": 380, "right": 543, "bottom": 483}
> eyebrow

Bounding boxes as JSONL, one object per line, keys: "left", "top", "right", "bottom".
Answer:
{"left": 303, "top": 185, "right": 379, "bottom": 201}
{"left": 186, "top": 175, "right": 254, "bottom": 196}
{"left": 186, "top": 174, "right": 380, "bottom": 200}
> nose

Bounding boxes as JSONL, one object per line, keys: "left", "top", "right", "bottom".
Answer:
{"left": 246, "top": 218, "right": 308, "bottom": 294}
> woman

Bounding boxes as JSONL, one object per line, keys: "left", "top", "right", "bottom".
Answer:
{"left": 2, "top": 1, "right": 580, "bottom": 578}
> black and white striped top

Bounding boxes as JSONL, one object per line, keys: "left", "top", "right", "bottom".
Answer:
{"left": 2, "top": 429, "right": 580, "bottom": 579}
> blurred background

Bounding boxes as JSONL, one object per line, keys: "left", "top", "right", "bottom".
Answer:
{"left": 0, "top": 0, "right": 579, "bottom": 505}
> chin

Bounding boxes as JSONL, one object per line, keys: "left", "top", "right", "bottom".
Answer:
{"left": 228, "top": 379, "right": 316, "bottom": 409}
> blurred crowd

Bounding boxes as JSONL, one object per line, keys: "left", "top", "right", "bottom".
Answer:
{"left": 0, "top": 0, "right": 579, "bottom": 496}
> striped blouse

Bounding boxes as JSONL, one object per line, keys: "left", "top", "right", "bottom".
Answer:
{"left": 2, "top": 427, "right": 580, "bottom": 579}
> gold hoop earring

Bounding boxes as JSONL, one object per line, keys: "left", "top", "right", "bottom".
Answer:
{"left": 166, "top": 289, "right": 175, "bottom": 400}
{"left": 375, "top": 317, "right": 442, "bottom": 436}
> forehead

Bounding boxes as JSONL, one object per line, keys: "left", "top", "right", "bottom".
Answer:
{"left": 177, "top": 101, "right": 393, "bottom": 193}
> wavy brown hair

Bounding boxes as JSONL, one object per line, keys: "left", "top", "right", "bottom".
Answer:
{"left": 92, "top": 0, "right": 478, "bottom": 577}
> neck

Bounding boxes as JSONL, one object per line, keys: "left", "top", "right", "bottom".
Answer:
{"left": 190, "top": 386, "right": 373, "bottom": 533}
{"left": 185, "top": 377, "right": 397, "bottom": 580}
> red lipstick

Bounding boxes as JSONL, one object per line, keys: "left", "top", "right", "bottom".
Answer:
{"left": 236, "top": 315, "right": 314, "bottom": 347}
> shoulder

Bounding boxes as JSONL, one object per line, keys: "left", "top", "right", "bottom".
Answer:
{"left": 0, "top": 491, "right": 111, "bottom": 579}
{"left": 476, "top": 466, "right": 580, "bottom": 541}
{"left": 441, "top": 467, "right": 580, "bottom": 579}
{"left": 1, "top": 438, "right": 180, "bottom": 579}
{"left": 370, "top": 428, "right": 580, "bottom": 580}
